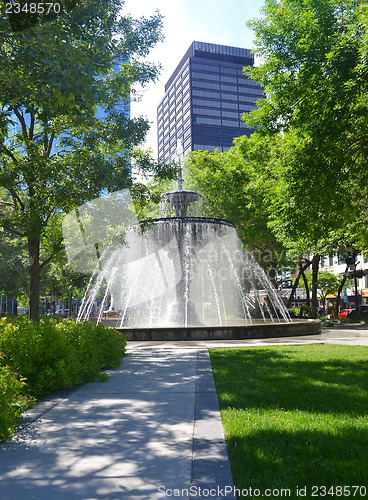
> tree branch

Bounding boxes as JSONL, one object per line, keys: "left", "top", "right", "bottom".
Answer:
{"left": 44, "top": 129, "right": 55, "bottom": 157}
{"left": 9, "top": 187, "right": 25, "bottom": 212}
{"left": 50, "top": 149, "right": 68, "bottom": 158}
{"left": 29, "top": 113, "right": 35, "bottom": 140}
{"left": 13, "top": 107, "right": 28, "bottom": 138}
{"left": 1, "top": 225, "right": 26, "bottom": 238}
{"left": 40, "top": 237, "right": 64, "bottom": 272}
{"left": 0, "top": 144, "right": 18, "bottom": 163}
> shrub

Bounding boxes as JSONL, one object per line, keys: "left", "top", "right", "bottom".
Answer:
{"left": 0, "top": 317, "right": 127, "bottom": 399}
{"left": 0, "top": 355, "right": 35, "bottom": 441}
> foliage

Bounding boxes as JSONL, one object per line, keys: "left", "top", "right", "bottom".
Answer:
{"left": 0, "top": 317, "right": 127, "bottom": 399}
{"left": 0, "top": 0, "right": 171, "bottom": 321}
{"left": 0, "top": 229, "right": 28, "bottom": 303}
{"left": 186, "top": 136, "right": 290, "bottom": 272}
{"left": 40, "top": 252, "right": 88, "bottom": 311}
{"left": 0, "top": 355, "right": 35, "bottom": 441}
{"left": 210, "top": 344, "right": 368, "bottom": 494}
{"left": 245, "top": 0, "right": 368, "bottom": 251}
{"left": 299, "top": 269, "right": 341, "bottom": 305}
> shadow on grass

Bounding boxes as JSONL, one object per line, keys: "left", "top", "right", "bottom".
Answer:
{"left": 227, "top": 426, "right": 368, "bottom": 493}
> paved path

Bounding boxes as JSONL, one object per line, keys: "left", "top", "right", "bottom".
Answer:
{"left": 0, "top": 349, "right": 235, "bottom": 500}
{"left": 1, "top": 325, "right": 368, "bottom": 500}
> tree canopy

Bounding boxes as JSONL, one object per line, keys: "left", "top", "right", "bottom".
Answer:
{"left": 245, "top": 0, "right": 368, "bottom": 251}
{"left": 0, "top": 0, "right": 172, "bottom": 320}
{"left": 186, "top": 135, "right": 291, "bottom": 277}
{"left": 243, "top": 0, "right": 368, "bottom": 316}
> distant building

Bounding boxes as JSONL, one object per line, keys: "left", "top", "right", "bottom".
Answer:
{"left": 157, "top": 41, "right": 264, "bottom": 162}
{"left": 319, "top": 253, "right": 368, "bottom": 309}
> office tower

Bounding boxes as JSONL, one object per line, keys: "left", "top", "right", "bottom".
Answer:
{"left": 157, "top": 41, "right": 264, "bottom": 162}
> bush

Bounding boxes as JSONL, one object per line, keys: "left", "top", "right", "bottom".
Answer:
{"left": 0, "top": 355, "right": 35, "bottom": 441}
{"left": 0, "top": 317, "right": 127, "bottom": 440}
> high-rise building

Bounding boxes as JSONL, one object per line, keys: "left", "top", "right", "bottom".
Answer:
{"left": 157, "top": 41, "right": 264, "bottom": 162}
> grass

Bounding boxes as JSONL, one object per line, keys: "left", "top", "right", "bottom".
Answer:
{"left": 209, "top": 344, "right": 368, "bottom": 499}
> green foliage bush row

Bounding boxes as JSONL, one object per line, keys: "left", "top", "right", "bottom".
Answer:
{"left": 0, "top": 356, "right": 35, "bottom": 442}
{"left": 0, "top": 317, "right": 127, "bottom": 441}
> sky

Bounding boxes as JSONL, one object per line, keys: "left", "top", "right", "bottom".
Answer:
{"left": 123, "top": 0, "right": 266, "bottom": 156}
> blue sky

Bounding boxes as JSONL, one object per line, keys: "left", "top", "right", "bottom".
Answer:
{"left": 124, "top": 0, "right": 266, "bottom": 154}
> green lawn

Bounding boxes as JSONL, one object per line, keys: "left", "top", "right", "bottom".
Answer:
{"left": 210, "top": 344, "right": 368, "bottom": 499}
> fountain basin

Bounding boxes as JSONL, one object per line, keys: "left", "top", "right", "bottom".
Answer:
{"left": 113, "top": 319, "right": 321, "bottom": 341}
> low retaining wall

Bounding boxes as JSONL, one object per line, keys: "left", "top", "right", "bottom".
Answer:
{"left": 116, "top": 319, "right": 321, "bottom": 341}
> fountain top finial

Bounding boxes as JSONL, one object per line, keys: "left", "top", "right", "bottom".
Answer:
{"left": 160, "top": 139, "right": 202, "bottom": 217}
{"left": 175, "top": 139, "right": 184, "bottom": 191}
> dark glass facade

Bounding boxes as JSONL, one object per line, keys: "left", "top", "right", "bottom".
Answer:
{"left": 157, "top": 41, "right": 264, "bottom": 162}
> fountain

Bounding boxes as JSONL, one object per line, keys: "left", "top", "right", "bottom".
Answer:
{"left": 62, "top": 146, "right": 320, "bottom": 340}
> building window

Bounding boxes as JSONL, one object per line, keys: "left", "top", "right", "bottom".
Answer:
{"left": 183, "top": 127, "right": 191, "bottom": 139}
{"left": 221, "top": 75, "right": 237, "bottom": 83}
{"left": 192, "top": 89, "right": 220, "bottom": 99}
{"left": 222, "top": 111, "right": 238, "bottom": 118}
{"left": 192, "top": 80, "right": 220, "bottom": 90}
{"left": 193, "top": 107, "right": 221, "bottom": 117}
{"left": 338, "top": 255, "right": 345, "bottom": 265}
{"left": 193, "top": 134, "right": 220, "bottom": 143}
{"left": 222, "top": 119, "right": 238, "bottom": 127}
{"left": 222, "top": 127, "right": 239, "bottom": 136}
{"left": 221, "top": 84, "right": 238, "bottom": 92}
{"left": 192, "top": 98, "right": 221, "bottom": 108}
{"left": 221, "top": 93, "right": 238, "bottom": 101}
{"left": 222, "top": 102, "right": 238, "bottom": 110}
{"left": 192, "top": 71, "right": 220, "bottom": 82}
{"left": 239, "top": 94, "right": 260, "bottom": 103}
{"left": 193, "top": 144, "right": 219, "bottom": 152}
{"left": 183, "top": 101, "right": 190, "bottom": 113}
{"left": 195, "top": 117, "right": 222, "bottom": 126}
{"left": 239, "top": 104, "right": 256, "bottom": 112}
{"left": 220, "top": 66, "right": 237, "bottom": 74}
{"left": 192, "top": 63, "right": 219, "bottom": 73}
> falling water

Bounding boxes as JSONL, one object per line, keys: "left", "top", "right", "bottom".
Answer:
{"left": 66, "top": 186, "right": 290, "bottom": 328}
{"left": 75, "top": 210, "right": 290, "bottom": 328}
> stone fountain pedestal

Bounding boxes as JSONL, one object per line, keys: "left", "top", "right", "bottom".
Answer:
{"left": 114, "top": 319, "right": 321, "bottom": 341}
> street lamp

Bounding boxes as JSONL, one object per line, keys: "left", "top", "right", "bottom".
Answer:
{"left": 345, "top": 244, "right": 359, "bottom": 313}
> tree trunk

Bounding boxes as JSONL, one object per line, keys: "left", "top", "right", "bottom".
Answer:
{"left": 6, "top": 293, "right": 14, "bottom": 315}
{"left": 28, "top": 234, "right": 41, "bottom": 322}
{"left": 267, "top": 259, "right": 278, "bottom": 289}
{"left": 287, "top": 258, "right": 311, "bottom": 307}
{"left": 335, "top": 265, "right": 349, "bottom": 318}
{"left": 300, "top": 268, "right": 310, "bottom": 308}
{"left": 310, "top": 254, "right": 320, "bottom": 319}
{"left": 68, "top": 288, "right": 73, "bottom": 318}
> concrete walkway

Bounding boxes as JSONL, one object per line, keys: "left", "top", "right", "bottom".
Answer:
{"left": 0, "top": 349, "right": 235, "bottom": 500}
{"left": 1, "top": 325, "right": 368, "bottom": 499}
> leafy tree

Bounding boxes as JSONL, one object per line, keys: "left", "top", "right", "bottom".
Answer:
{"left": 246, "top": 0, "right": 368, "bottom": 243}
{"left": 186, "top": 136, "right": 290, "bottom": 277}
{"left": 0, "top": 0, "right": 172, "bottom": 320}
{"left": 244, "top": 0, "right": 368, "bottom": 315}
{"left": 299, "top": 269, "right": 341, "bottom": 311}
{"left": 0, "top": 231, "right": 28, "bottom": 314}
{"left": 40, "top": 252, "right": 89, "bottom": 316}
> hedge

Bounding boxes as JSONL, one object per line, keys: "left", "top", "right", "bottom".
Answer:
{"left": 0, "top": 317, "right": 127, "bottom": 441}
